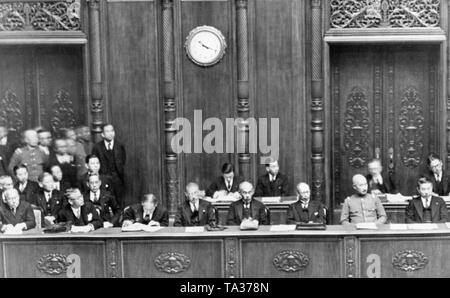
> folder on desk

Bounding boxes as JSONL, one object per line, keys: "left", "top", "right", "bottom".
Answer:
{"left": 407, "top": 224, "right": 438, "bottom": 230}
{"left": 295, "top": 223, "right": 326, "bottom": 230}
{"left": 355, "top": 222, "right": 378, "bottom": 230}
{"left": 270, "top": 225, "right": 296, "bottom": 232}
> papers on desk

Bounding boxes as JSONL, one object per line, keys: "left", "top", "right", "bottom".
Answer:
{"left": 442, "top": 196, "right": 450, "bottom": 202}
{"left": 389, "top": 224, "right": 408, "bottom": 230}
{"left": 407, "top": 224, "right": 438, "bottom": 230}
{"left": 122, "top": 223, "right": 164, "bottom": 233}
{"left": 185, "top": 227, "right": 205, "bottom": 233}
{"left": 355, "top": 222, "right": 378, "bottom": 230}
{"left": 3, "top": 227, "right": 23, "bottom": 234}
{"left": 261, "top": 197, "right": 281, "bottom": 203}
{"left": 269, "top": 225, "right": 296, "bottom": 232}
{"left": 386, "top": 193, "right": 411, "bottom": 203}
{"left": 71, "top": 225, "right": 92, "bottom": 233}
{"left": 446, "top": 223, "right": 450, "bottom": 229}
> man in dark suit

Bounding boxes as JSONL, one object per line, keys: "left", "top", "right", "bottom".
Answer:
{"left": 92, "top": 124, "right": 126, "bottom": 206}
{"left": 35, "top": 173, "right": 66, "bottom": 226}
{"left": 77, "top": 154, "right": 113, "bottom": 195}
{"left": 423, "top": 154, "right": 450, "bottom": 197}
{"left": 0, "top": 188, "right": 36, "bottom": 232}
{"left": 49, "top": 165, "right": 71, "bottom": 194}
{"left": 287, "top": 183, "right": 326, "bottom": 224}
{"left": 57, "top": 188, "right": 102, "bottom": 230}
{"left": 47, "top": 138, "right": 79, "bottom": 187}
{"left": 174, "top": 183, "right": 217, "bottom": 227}
{"left": 13, "top": 164, "right": 39, "bottom": 204}
{"left": 83, "top": 173, "right": 120, "bottom": 227}
{"left": 227, "top": 181, "right": 270, "bottom": 225}
{"left": 366, "top": 159, "right": 396, "bottom": 195}
{"left": 205, "top": 163, "right": 244, "bottom": 199}
{"left": 121, "top": 194, "right": 169, "bottom": 227}
{"left": 255, "top": 160, "right": 289, "bottom": 197}
{"left": 0, "top": 146, "right": 8, "bottom": 176}
{"left": 406, "top": 177, "right": 448, "bottom": 223}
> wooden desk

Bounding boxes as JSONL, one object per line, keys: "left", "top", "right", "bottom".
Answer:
{"left": 2, "top": 225, "right": 450, "bottom": 278}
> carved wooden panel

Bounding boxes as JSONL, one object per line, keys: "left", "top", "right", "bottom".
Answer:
{"left": 330, "top": 0, "right": 441, "bottom": 29}
{"left": 344, "top": 87, "right": 371, "bottom": 168}
{"left": 273, "top": 250, "right": 309, "bottom": 273}
{"left": 50, "top": 89, "right": 77, "bottom": 133}
{"left": 0, "top": 0, "right": 81, "bottom": 31}
{"left": 398, "top": 86, "right": 425, "bottom": 168}
{"left": 392, "top": 250, "right": 429, "bottom": 272}
{"left": 0, "top": 89, "right": 24, "bottom": 133}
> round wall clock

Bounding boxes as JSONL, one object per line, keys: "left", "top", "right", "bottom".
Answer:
{"left": 185, "top": 25, "right": 227, "bottom": 67}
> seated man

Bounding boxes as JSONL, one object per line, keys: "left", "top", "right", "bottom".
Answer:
{"left": 287, "top": 182, "right": 326, "bottom": 224}
{"left": 366, "top": 159, "right": 396, "bottom": 195}
{"left": 174, "top": 183, "right": 217, "bottom": 227}
{"left": 406, "top": 177, "right": 448, "bottom": 223}
{"left": 205, "top": 163, "right": 244, "bottom": 199}
{"left": 424, "top": 154, "right": 450, "bottom": 196}
{"left": 35, "top": 173, "right": 66, "bottom": 226}
{"left": 83, "top": 173, "right": 120, "bottom": 227}
{"left": 121, "top": 194, "right": 169, "bottom": 227}
{"left": 255, "top": 160, "right": 289, "bottom": 197}
{"left": 14, "top": 165, "right": 39, "bottom": 204}
{"left": 0, "top": 188, "right": 36, "bottom": 232}
{"left": 77, "top": 154, "right": 113, "bottom": 195}
{"left": 340, "top": 174, "right": 387, "bottom": 225}
{"left": 227, "top": 181, "right": 270, "bottom": 225}
{"left": 49, "top": 165, "right": 71, "bottom": 193}
{"left": 57, "top": 188, "right": 102, "bottom": 230}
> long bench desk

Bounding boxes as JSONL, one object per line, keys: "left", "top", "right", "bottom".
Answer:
{"left": 1, "top": 225, "right": 450, "bottom": 278}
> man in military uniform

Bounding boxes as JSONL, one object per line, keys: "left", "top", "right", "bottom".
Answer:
{"left": 340, "top": 174, "right": 387, "bottom": 225}
{"left": 8, "top": 130, "right": 48, "bottom": 182}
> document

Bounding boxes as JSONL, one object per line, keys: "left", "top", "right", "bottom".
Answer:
{"left": 185, "top": 227, "right": 205, "bottom": 233}
{"left": 386, "top": 194, "right": 410, "bottom": 203}
{"left": 407, "top": 224, "right": 438, "bottom": 230}
{"left": 71, "top": 225, "right": 92, "bottom": 233}
{"left": 355, "top": 222, "right": 378, "bottom": 230}
{"left": 389, "top": 224, "right": 408, "bottom": 230}
{"left": 446, "top": 223, "right": 450, "bottom": 229}
{"left": 270, "top": 225, "right": 296, "bottom": 232}
{"left": 3, "top": 227, "right": 23, "bottom": 235}
{"left": 122, "top": 223, "right": 164, "bottom": 232}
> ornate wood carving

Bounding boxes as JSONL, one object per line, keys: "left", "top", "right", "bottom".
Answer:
{"left": 0, "top": 89, "right": 23, "bottom": 133}
{"left": 330, "top": 0, "right": 441, "bottom": 29}
{"left": 236, "top": 0, "right": 251, "bottom": 180}
{"left": 36, "top": 253, "right": 73, "bottom": 275}
{"left": 386, "top": 53, "right": 395, "bottom": 176}
{"left": 311, "top": 0, "right": 325, "bottom": 202}
{"left": 392, "top": 250, "right": 429, "bottom": 272}
{"left": 0, "top": 0, "right": 81, "bottom": 31}
{"left": 344, "top": 237, "right": 357, "bottom": 277}
{"left": 225, "top": 237, "right": 239, "bottom": 278}
{"left": 332, "top": 65, "right": 341, "bottom": 202}
{"left": 344, "top": 87, "right": 370, "bottom": 168}
{"left": 50, "top": 89, "right": 76, "bottom": 132}
{"left": 88, "top": 0, "right": 102, "bottom": 142}
{"left": 398, "top": 86, "right": 425, "bottom": 168}
{"left": 154, "top": 252, "right": 191, "bottom": 274}
{"left": 106, "top": 239, "right": 120, "bottom": 278}
{"left": 273, "top": 250, "right": 309, "bottom": 273}
{"left": 162, "top": 0, "right": 178, "bottom": 215}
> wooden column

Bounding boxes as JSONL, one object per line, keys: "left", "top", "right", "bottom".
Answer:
{"left": 310, "top": 0, "right": 325, "bottom": 201}
{"left": 162, "top": 0, "right": 178, "bottom": 215}
{"left": 88, "top": 0, "right": 103, "bottom": 143}
{"left": 447, "top": 0, "right": 450, "bottom": 171}
{"left": 236, "top": 0, "right": 251, "bottom": 180}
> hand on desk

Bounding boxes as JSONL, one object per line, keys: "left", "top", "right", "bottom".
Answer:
{"left": 103, "top": 222, "right": 114, "bottom": 229}
{"left": 122, "top": 220, "right": 133, "bottom": 228}
{"left": 148, "top": 220, "right": 160, "bottom": 227}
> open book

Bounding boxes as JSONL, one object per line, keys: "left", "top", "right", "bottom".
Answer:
{"left": 121, "top": 223, "right": 164, "bottom": 233}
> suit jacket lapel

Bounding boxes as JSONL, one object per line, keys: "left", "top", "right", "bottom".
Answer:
{"left": 237, "top": 200, "right": 244, "bottom": 223}
{"left": 307, "top": 201, "right": 316, "bottom": 221}
{"left": 198, "top": 201, "right": 205, "bottom": 223}
{"left": 183, "top": 202, "right": 192, "bottom": 225}
{"left": 251, "top": 200, "right": 259, "bottom": 219}
{"left": 414, "top": 198, "right": 424, "bottom": 221}
{"left": 431, "top": 197, "right": 438, "bottom": 220}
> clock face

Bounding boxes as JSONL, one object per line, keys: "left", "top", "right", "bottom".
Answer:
{"left": 185, "top": 26, "right": 226, "bottom": 67}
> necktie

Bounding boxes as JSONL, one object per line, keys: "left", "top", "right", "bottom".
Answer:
{"left": 107, "top": 142, "right": 112, "bottom": 151}
{"left": 46, "top": 192, "right": 51, "bottom": 202}
{"left": 144, "top": 212, "right": 150, "bottom": 222}
{"left": 93, "top": 192, "right": 98, "bottom": 202}
{"left": 12, "top": 208, "right": 16, "bottom": 215}
{"left": 55, "top": 182, "right": 60, "bottom": 191}
{"left": 76, "top": 209, "right": 81, "bottom": 219}
{"left": 19, "top": 184, "right": 25, "bottom": 192}
{"left": 227, "top": 181, "right": 231, "bottom": 191}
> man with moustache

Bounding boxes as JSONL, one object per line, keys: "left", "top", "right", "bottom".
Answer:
{"left": 287, "top": 182, "right": 326, "bottom": 224}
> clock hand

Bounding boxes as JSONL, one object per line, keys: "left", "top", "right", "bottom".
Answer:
{"left": 198, "top": 41, "right": 218, "bottom": 52}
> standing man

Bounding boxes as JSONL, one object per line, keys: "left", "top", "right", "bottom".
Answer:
{"left": 174, "top": 183, "right": 217, "bottom": 227}
{"left": 92, "top": 124, "right": 126, "bottom": 206}
{"left": 76, "top": 126, "right": 93, "bottom": 156}
{"left": 255, "top": 160, "right": 290, "bottom": 197}
{"left": 287, "top": 183, "right": 326, "bottom": 224}
{"left": 424, "top": 154, "right": 450, "bottom": 197}
{"left": 406, "top": 177, "right": 448, "bottom": 223}
{"left": 37, "top": 129, "right": 53, "bottom": 157}
{"left": 227, "top": 181, "right": 270, "bottom": 226}
{"left": 8, "top": 130, "right": 48, "bottom": 182}
{"left": 340, "top": 174, "right": 387, "bottom": 225}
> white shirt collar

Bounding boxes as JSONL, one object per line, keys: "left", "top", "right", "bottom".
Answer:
{"left": 0, "top": 136, "right": 7, "bottom": 146}
{"left": 269, "top": 173, "right": 277, "bottom": 181}
{"left": 90, "top": 190, "right": 100, "bottom": 201}
{"left": 421, "top": 196, "right": 432, "bottom": 207}
{"left": 190, "top": 201, "right": 199, "bottom": 212}
{"left": 104, "top": 140, "right": 114, "bottom": 150}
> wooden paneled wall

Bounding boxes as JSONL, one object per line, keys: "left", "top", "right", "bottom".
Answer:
{"left": 101, "top": 0, "right": 310, "bottom": 209}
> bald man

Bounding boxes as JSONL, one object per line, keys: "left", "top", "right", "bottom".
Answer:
{"left": 287, "top": 183, "right": 326, "bottom": 224}
{"left": 227, "top": 181, "right": 270, "bottom": 226}
{"left": 0, "top": 188, "right": 36, "bottom": 232}
{"left": 340, "top": 174, "right": 387, "bottom": 225}
{"left": 8, "top": 130, "right": 48, "bottom": 181}
{"left": 174, "top": 183, "right": 217, "bottom": 227}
